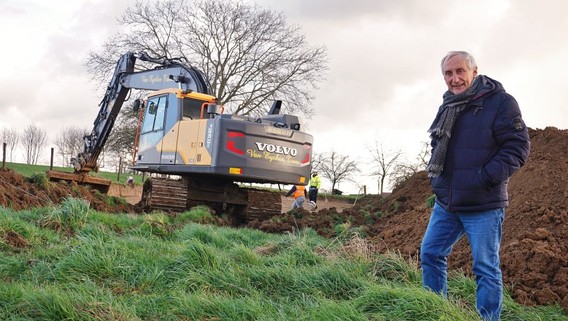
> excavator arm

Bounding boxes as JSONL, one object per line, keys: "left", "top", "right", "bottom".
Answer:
{"left": 72, "top": 51, "right": 211, "bottom": 173}
{"left": 48, "top": 52, "right": 211, "bottom": 191}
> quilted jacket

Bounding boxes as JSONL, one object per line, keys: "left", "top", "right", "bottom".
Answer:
{"left": 430, "top": 79, "right": 530, "bottom": 212}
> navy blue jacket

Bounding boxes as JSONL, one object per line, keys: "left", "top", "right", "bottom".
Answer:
{"left": 430, "top": 80, "right": 530, "bottom": 212}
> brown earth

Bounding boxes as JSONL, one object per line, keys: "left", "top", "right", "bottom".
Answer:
{"left": 0, "top": 169, "right": 133, "bottom": 213}
{"left": 0, "top": 127, "right": 566, "bottom": 312}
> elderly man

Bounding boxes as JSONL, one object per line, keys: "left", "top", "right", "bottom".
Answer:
{"left": 420, "top": 51, "right": 530, "bottom": 321}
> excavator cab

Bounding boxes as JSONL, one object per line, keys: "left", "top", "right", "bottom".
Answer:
{"left": 134, "top": 89, "right": 218, "bottom": 167}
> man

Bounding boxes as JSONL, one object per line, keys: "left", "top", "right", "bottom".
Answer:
{"left": 286, "top": 184, "right": 307, "bottom": 209}
{"left": 420, "top": 51, "right": 530, "bottom": 321}
{"left": 126, "top": 176, "right": 134, "bottom": 188}
{"left": 308, "top": 171, "right": 321, "bottom": 208}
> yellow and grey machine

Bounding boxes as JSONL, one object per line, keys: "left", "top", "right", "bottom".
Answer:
{"left": 48, "top": 52, "right": 313, "bottom": 223}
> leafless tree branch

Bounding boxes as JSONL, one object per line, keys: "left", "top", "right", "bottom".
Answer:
{"left": 318, "top": 150, "right": 359, "bottom": 194}
{"left": 21, "top": 124, "right": 47, "bottom": 165}
{"left": 1, "top": 128, "right": 19, "bottom": 162}
{"left": 86, "top": 0, "right": 327, "bottom": 118}
{"left": 368, "top": 141, "right": 403, "bottom": 194}
{"left": 53, "top": 127, "right": 89, "bottom": 166}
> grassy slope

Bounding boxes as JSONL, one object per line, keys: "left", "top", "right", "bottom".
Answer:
{"left": 0, "top": 199, "right": 565, "bottom": 321}
{"left": 2, "top": 162, "right": 144, "bottom": 185}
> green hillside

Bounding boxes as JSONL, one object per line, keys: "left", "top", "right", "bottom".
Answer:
{"left": 0, "top": 199, "right": 565, "bottom": 320}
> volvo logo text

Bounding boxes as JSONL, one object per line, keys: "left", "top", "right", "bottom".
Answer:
{"left": 254, "top": 142, "right": 297, "bottom": 156}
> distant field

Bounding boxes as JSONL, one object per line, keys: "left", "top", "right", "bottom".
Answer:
{"left": 1, "top": 162, "right": 145, "bottom": 185}
{"left": 1, "top": 161, "right": 360, "bottom": 202}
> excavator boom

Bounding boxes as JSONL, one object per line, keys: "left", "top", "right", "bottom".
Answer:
{"left": 48, "top": 52, "right": 211, "bottom": 191}
{"left": 72, "top": 52, "right": 211, "bottom": 174}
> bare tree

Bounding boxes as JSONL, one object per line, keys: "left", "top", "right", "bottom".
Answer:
{"left": 54, "top": 127, "right": 88, "bottom": 166}
{"left": 368, "top": 141, "right": 403, "bottom": 194}
{"left": 310, "top": 152, "right": 324, "bottom": 173}
{"left": 318, "top": 151, "right": 359, "bottom": 194}
{"left": 104, "top": 108, "right": 140, "bottom": 171}
{"left": 390, "top": 162, "right": 420, "bottom": 189}
{"left": 21, "top": 124, "right": 47, "bottom": 165}
{"left": 1, "top": 128, "right": 19, "bottom": 162}
{"left": 86, "top": 0, "right": 327, "bottom": 118}
{"left": 390, "top": 141, "right": 431, "bottom": 189}
{"left": 417, "top": 140, "right": 431, "bottom": 168}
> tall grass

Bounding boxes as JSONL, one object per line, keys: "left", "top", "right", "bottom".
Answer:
{"left": 0, "top": 199, "right": 566, "bottom": 320}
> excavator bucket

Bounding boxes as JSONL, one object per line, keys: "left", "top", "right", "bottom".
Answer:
{"left": 46, "top": 170, "right": 112, "bottom": 193}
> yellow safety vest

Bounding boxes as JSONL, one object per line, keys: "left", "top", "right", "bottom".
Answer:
{"left": 309, "top": 175, "right": 321, "bottom": 188}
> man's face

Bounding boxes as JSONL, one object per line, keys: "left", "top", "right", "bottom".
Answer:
{"left": 442, "top": 54, "right": 478, "bottom": 95}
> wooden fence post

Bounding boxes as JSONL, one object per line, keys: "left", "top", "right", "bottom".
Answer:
{"left": 117, "top": 157, "right": 122, "bottom": 182}
{"left": 50, "top": 147, "right": 54, "bottom": 170}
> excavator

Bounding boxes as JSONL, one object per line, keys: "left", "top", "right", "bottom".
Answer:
{"left": 47, "top": 51, "right": 313, "bottom": 223}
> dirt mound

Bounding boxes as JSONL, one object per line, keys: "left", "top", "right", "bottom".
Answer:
{"left": 0, "top": 168, "right": 133, "bottom": 213}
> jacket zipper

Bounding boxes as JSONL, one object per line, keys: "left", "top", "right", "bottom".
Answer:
{"left": 447, "top": 129, "right": 456, "bottom": 213}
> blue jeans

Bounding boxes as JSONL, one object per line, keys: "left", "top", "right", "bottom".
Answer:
{"left": 420, "top": 203, "right": 504, "bottom": 321}
{"left": 292, "top": 196, "right": 305, "bottom": 209}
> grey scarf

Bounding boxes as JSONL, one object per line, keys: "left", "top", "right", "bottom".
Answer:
{"left": 427, "top": 75, "right": 498, "bottom": 177}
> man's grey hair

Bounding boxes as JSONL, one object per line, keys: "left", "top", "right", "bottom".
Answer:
{"left": 440, "top": 51, "right": 477, "bottom": 73}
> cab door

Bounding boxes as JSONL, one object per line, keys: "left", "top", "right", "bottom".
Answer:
{"left": 137, "top": 94, "right": 167, "bottom": 164}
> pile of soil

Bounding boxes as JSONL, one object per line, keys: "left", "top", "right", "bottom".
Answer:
{"left": 0, "top": 168, "right": 132, "bottom": 213}
{"left": 1, "top": 127, "right": 566, "bottom": 312}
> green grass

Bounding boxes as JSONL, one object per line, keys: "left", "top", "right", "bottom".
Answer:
{"left": 0, "top": 200, "right": 566, "bottom": 320}
{"left": 2, "top": 161, "right": 144, "bottom": 185}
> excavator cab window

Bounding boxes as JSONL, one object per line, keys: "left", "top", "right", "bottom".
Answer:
{"left": 142, "top": 95, "right": 167, "bottom": 133}
{"left": 182, "top": 98, "right": 206, "bottom": 120}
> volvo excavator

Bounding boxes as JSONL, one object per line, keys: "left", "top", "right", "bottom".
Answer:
{"left": 47, "top": 51, "right": 313, "bottom": 223}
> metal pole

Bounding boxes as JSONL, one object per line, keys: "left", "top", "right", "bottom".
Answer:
{"left": 50, "top": 147, "right": 54, "bottom": 170}
{"left": 117, "top": 157, "right": 122, "bottom": 182}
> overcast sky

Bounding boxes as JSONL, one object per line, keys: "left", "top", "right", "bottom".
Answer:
{"left": 1, "top": 0, "right": 567, "bottom": 194}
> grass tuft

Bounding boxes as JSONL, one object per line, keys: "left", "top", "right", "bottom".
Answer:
{"left": 28, "top": 173, "right": 49, "bottom": 189}
{"left": 41, "top": 197, "right": 90, "bottom": 234}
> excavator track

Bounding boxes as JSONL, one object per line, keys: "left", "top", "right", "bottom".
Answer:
{"left": 139, "top": 177, "right": 282, "bottom": 224}
{"left": 140, "top": 177, "right": 188, "bottom": 212}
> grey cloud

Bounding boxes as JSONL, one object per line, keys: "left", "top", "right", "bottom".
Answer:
{"left": 0, "top": 0, "right": 32, "bottom": 16}
{"left": 41, "top": 0, "right": 131, "bottom": 76}
{"left": 257, "top": 0, "right": 450, "bottom": 24}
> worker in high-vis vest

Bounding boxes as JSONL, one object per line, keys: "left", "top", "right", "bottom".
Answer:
{"left": 308, "top": 171, "right": 321, "bottom": 208}
{"left": 286, "top": 185, "right": 307, "bottom": 209}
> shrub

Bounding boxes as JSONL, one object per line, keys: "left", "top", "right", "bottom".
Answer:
{"left": 426, "top": 194, "right": 436, "bottom": 208}
{"left": 28, "top": 173, "right": 49, "bottom": 189}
